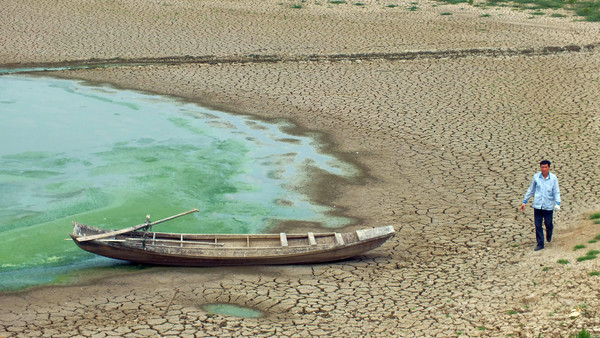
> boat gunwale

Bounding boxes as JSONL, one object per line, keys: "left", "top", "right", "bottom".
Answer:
{"left": 72, "top": 222, "right": 346, "bottom": 240}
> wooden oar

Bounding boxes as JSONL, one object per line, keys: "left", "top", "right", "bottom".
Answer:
{"left": 75, "top": 209, "right": 199, "bottom": 242}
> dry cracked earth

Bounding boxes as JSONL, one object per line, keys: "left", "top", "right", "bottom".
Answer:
{"left": 1, "top": 0, "right": 600, "bottom": 336}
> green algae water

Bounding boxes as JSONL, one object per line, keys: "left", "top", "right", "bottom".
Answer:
{"left": 0, "top": 75, "right": 357, "bottom": 290}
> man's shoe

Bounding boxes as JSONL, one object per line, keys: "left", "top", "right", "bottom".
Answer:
{"left": 547, "top": 237, "right": 552, "bottom": 243}
{"left": 534, "top": 246, "right": 544, "bottom": 251}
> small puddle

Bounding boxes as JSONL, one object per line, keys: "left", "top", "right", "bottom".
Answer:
{"left": 202, "top": 303, "right": 263, "bottom": 318}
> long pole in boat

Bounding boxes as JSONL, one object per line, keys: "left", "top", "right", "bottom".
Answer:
{"left": 75, "top": 209, "right": 199, "bottom": 242}
{"left": 145, "top": 209, "right": 199, "bottom": 227}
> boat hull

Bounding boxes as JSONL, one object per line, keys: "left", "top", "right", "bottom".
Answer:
{"left": 70, "top": 223, "right": 395, "bottom": 266}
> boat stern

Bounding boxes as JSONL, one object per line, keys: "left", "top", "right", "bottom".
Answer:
{"left": 71, "top": 222, "right": 108, "bottom": 239}
{"left": 72, "top": 222, "right": 83, "bottom": 237}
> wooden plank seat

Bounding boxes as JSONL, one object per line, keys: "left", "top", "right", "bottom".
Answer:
{"left": 280, "top": 233, "right": 288, "bottom": 247}
{"left": 335, "top": 233, "right": 345, "bottom": 246}
{"left": 308, "top": 232, "right": 316, "bottom": 245}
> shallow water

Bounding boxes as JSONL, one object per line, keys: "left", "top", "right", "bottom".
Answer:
{"left": 0, "top": 75, "right": 357, "bottom": 290}
{"left": 202, "top": 303, "right": 263, "bottom": 318}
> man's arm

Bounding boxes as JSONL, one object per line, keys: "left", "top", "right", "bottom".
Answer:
{"left": 554, "top": 176, "right": 561, "bottom": 206}
{"left": 520, "top": 175, "right": 536, "bottom": 211}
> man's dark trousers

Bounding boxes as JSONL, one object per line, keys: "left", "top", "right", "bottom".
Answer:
{"left": 534, "top": 208, "right": 553, "bottom": 248}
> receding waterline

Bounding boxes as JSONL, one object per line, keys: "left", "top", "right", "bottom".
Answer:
{"left": 0, "top": 65, "right": 120, "bottom": 75}
{"left": 0, "top": 74, "right": 358, "bottom": 290}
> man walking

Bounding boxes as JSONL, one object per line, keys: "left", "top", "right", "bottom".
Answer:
{"left": 519, "top": 160, "right": 561, "bottom": 251}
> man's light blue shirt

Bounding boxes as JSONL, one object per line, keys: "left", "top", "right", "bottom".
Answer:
{"left": 523, "top": 172, "right": 561, "bottom": 211}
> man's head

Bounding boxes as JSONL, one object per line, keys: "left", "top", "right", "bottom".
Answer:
{"left": 540, "top": 160, "right": 551, "bottom": 176}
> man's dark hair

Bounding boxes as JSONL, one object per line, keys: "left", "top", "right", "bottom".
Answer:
{"left": 540, "top": 160, "right": 551, "bottom": 167}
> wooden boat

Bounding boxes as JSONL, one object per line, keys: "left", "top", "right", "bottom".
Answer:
{"left": 69, "top": 210, "right": 395, "bottom": 266}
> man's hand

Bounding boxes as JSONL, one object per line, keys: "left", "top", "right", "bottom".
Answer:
{"left": 519, "top": 203, "right": 526, "bottom": 211}
{"left": 555, "top": 205, "right": 560, "bottom": 211}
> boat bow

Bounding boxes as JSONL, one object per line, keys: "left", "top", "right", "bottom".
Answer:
{"left": 356, "top": 225, "right": 395, "bottom": 241}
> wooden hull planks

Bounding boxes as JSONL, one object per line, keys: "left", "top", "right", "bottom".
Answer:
{"left": 70, "top": 222, "right": 395, "bottom": 266}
